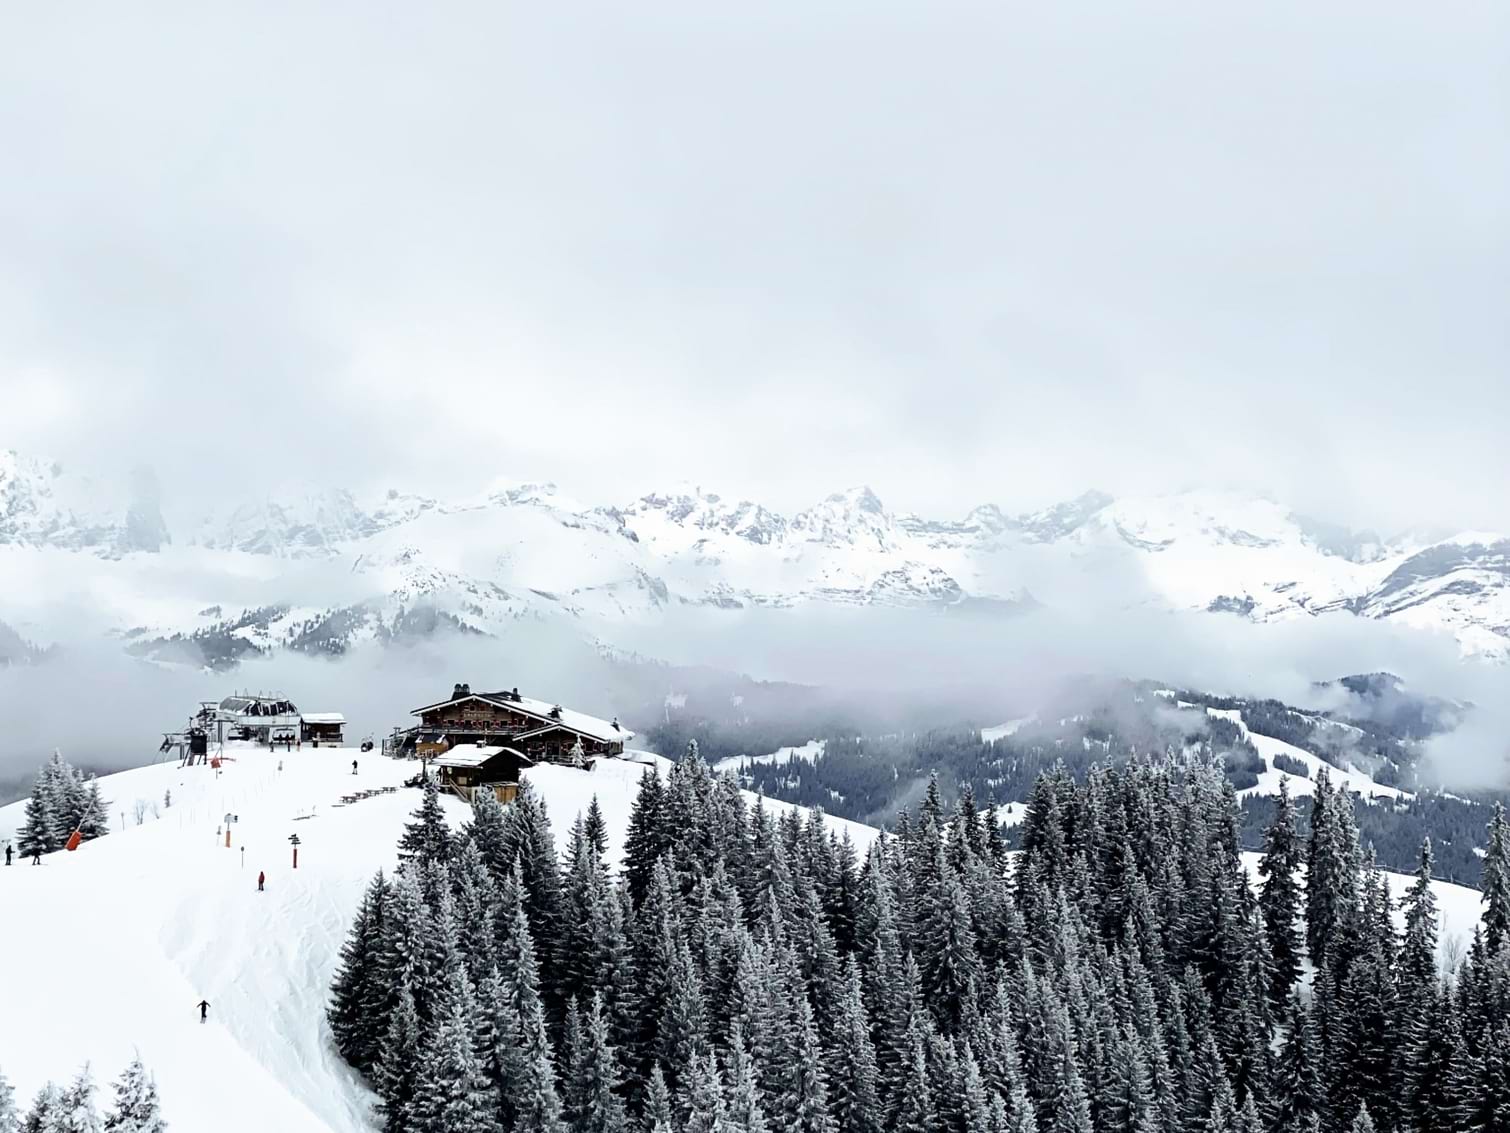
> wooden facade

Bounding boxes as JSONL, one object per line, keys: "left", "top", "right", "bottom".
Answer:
{"left": 434, "top": 745, "right": 530, "bottom": 805}
{"left": 408, "top": 685, "right": 630, "bottom": 765}
{"left": 301, "top": 715, "right": 346, "bottom": 746}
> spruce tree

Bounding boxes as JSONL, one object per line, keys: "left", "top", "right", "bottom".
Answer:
{"left": 410, "top": 967, "right": 501, "bottom": 1133}
{"left": 329, "top": 871, "right": 390, "bottom": 1074}
{"left": 499, "top": 898, "right": 565, "bottom": 1133}
{"left": 1271, "top": 997, "right": 1320, "bottom": 1133}
{"left": 624, "top": 769, "right": 668, "bottom": 908}
{"left": 58, "top": 1068, "right": 102, "bottom": 1133}
{"left": 682, "top": 1054, "right": 727, "bottom": 1133}
{"left": 585, "top": 796, "right": 610, "bottom": 861}
{"left": 725, "top": 1025, "right": 769, "bottom": 1133}
{"left": 23, "top": 1083, "right": 62, "bottom": 1133}
{"left": 566, "top": 994, "right": 627, "bottom": 1133}
{"left": 1482, "top": 802, "right": 1510, "bottom": 953}
{"left": 398, "top": 776, "right": 453, "bottom": 866}
{"left": 75, "top": 779, "right": 110, "bottom": 842}
{"left": 1257, "top": 778, "right": 1302, "bottom": 1012}
{"left": 1305, "top": 770, "right": 1359, "bottom": 967}
{"left": 780, "top": 994, "right": 837, "bottom": 1133}
{"left": 826, "top": 962, "right": 880, "bottom": 1133}
{"left": 17, "top": 769, "right": 60, "bottom": 857}
{"left": 375, "top": 977, "right": 424, "bottom": 1133}
{"left": 0, "top": 1068, "right": 16, "bottom": 1133}
{"left": 102, "top": 1061, "right": 164, "bottom": 1133}
{"left": 645, "top": 1064, "right": 676, "bottom": 1133}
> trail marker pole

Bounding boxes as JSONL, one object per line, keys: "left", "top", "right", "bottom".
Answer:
{"left": 289, "top": 833, "right": 301, "bottom": 869}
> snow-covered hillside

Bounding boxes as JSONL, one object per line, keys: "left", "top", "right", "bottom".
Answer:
{"left": 0, "top": 744, "right": 876, "bottom": 1131}
{"left": 1, "top": 448, "right": 1507, "bottom": 661}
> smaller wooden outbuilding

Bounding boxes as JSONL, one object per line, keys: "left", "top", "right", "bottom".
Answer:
{"left": 300, "top": 713, "right": 347, "bottom": 747}
{"left": 434, "top": 744, "right": 533, "bottom": 804}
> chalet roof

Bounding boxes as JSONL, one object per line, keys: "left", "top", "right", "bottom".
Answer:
{"left": 300, "top": 712, "right": 346, "bottom": 725}
{"left": 434, "top": 745, "right": 528, "bottom": 770}
{"left": 410, "top": 690, "right": 634, "bottom": 744}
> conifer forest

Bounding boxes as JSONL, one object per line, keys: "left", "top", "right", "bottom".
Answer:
{"left": 329, "top": 748, "right": 1510, "bottom": 1133}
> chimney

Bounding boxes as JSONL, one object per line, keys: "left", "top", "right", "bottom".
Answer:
{"left": 452, "top": 683, "right": 465, "bottom": 700}
{"left": 512, "top": 686, "right": 520, "bottom": 700}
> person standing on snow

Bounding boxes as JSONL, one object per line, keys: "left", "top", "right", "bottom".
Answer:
{"left": 197, "top": 999, "right": 210, "bottom": 1024}
{"left": 4, "top": 844, "right": 11, "bottom": 866}
{"left": 31, "top": 849, "right": 41, "bottom": 866}
{"left": 351, "top": 759, "right": 358, "bottom": 775}
{"left": 257, "top": 870, "right": 265, "bottom": 892}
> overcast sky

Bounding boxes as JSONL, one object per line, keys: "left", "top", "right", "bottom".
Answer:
{"left": 2, "top": 1, "right": 1506, "bottom": 531}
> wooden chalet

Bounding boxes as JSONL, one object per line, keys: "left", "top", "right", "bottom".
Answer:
{"left": 406, "top": 683, "right": 633, "bottom": 765}
{"left": 433, "top": 744, "right": 529, "bottom": 804}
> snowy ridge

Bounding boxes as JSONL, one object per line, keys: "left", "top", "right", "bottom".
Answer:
{"left": 1, "top": 451, "right": 1508, "bottom": 660}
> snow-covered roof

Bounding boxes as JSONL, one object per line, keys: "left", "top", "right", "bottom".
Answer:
{"left": 411, "top": 690, "right": 634, "bottom": 744}
{"left": 300, "top": 713, "right": 346, "bottom": 725}
{"left": 434, "top": 745, "right": 524, "bottom": 770}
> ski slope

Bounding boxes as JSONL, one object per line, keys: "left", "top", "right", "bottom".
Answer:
{"left": 0, "top": 743, "right": 878, "bottom": 1131}
{"left": 710, "top": 740, "right": 827, "bottom": 776}
{"left": 1206, "top": 707, "right": 1409, "bottom": 803}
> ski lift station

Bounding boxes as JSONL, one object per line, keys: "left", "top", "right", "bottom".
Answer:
{"left": 162, "top": 694, "right": 346, "bottom": 757}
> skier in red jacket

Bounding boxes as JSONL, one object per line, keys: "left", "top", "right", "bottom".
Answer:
{"left": 257, "top": 870, "right": 266, "bottom": 892}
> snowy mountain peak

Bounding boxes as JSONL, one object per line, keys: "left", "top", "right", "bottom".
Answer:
{"left": 2, "top": 449, "right": 1508, "bottom": 662}
{"left": 792, "top": 486, "right": 898, "bottom": 548}
{"left": 0, "top": 449, "right": 164, "bottom": 555}
{"left": 1014, "top": 489, "right": 1115, "bottom": 541}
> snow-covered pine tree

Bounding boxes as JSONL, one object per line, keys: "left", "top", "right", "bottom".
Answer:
{"left": 498, "top": 895, "right": 565, "bottom": 1133}
{"left": 17, "top": 764, "right": 61, "bottom": 857}
{"left": 398, "top": 776, "right": 453, "bottom": 867}
{"left": 1270, "top": 996, "right": 1320, "bottom": 1133}
{"left": 329, "top": 870, "right": 390, "bottom": 1074}
{"left": 409, "top": 967, "right": 501, "bottom": 1133}
{"left": 374, "top": 976, "right": 424, "bottom": 1133}
{"left": 1305, "top": 770, "right": 1360, "bottom": 967}
{"left": 724, "top": 1025, "right": 768, "bottom": 1133}
{"left": 101, "top": 1060, "right": 164, "bottom": 1133}
{"left": 22, "top": 1083, "right": 62, "bottom": 1133}
{"left": 499, "top": 780, "right": 568, "bottom": 1017}
{"left": 825, "top": 961, "right": 880, "bottom": 1133}
{"left": 56, "top": 1068, "right": 102, "bottom": 1133}
{"left": 0, "top": 1067, "right": 17, "bottom": 1133}
{"left": 1481, "top": 801, "right": 1510, "bottom": 953}
{"left": 644, "top": 1065, "right": 676, "bottom": 1133}
{"left": 75, "top": 778, "right": 110, "bottom": 842}
{"left": 564, "top": 993, "right": 626, "bottom": 1133}
{"left": 622, "top": 769, "right": 668, "bottom": 907}
{"left": 584, "top": 796, "right": 609, "bottom": 861}
{"left": 681, "top": 1053, "right": 727, "bottom": 1133}
{"left": 1257, "top": 777, "right": 1302, "bottom": 1012}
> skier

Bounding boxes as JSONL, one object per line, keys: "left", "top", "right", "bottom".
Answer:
{"left": 32, "top": 849, "right": 41, "bottom": 866}
{"left": 257, "top": 870, "right": 265, "bottom": 892}
{"left": 351, "top": 759, "right": 358, "bottom": 775}
{"left": 197, "top": 999, "right": 210, "bottom": 1024}
{"left": 4, "top": 844, "right": 11, "bottom": 866}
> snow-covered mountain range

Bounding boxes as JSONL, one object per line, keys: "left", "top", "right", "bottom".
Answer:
{"left": 1, "top": 449, "right": 1506, "bottom": 664}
